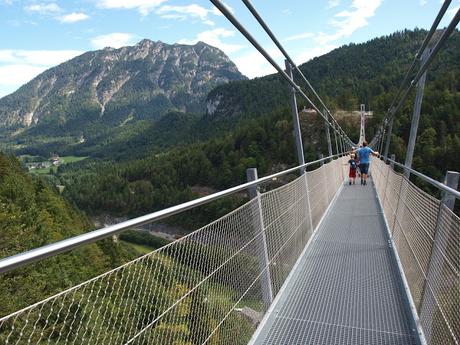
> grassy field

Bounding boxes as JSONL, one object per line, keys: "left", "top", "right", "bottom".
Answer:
{"left": 28, "top": 156, "right": 88, "bottom": 174}
{"left": 121, "top": 240, "right": 156, "bottom": 255}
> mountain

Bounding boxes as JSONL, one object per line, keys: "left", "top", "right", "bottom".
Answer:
{"left": 0, "top": 39, "right": 245, "bottom": 146}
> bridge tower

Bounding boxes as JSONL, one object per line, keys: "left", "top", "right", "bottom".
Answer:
{"left": 358, "top": 104, "right": 366, "bottom": 146}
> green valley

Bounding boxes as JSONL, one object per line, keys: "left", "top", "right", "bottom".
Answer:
{"left": 1, "top": 28, "right": 459, "bottom": 323}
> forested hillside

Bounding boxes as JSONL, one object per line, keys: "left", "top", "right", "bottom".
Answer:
{"left": 58, "top": 108, "right": 299, "bottom": 221}
{"left": 0, "top": 153, "right": 143, "bottom": 316}
{"left": 50, "top": 29, "right": 460, "bottom": 220}
{"left": 0, "top": 154, "right": 259, "bottom": 344}
{"left": 207, "top": 29, "right": 460, "bottom": 181}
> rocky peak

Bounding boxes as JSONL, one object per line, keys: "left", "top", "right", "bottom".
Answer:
{"left": 136, "top": 38, "right": 154, "bottom": 47}
{"left": 0, "top": 39, "right": 247, "bottom": 132}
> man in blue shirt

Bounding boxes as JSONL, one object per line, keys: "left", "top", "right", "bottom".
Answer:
{"left": 355, "top": 141, "right": 379, "bottom": 185}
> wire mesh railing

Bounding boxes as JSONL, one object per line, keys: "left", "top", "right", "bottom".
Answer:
{"left": 0, "top": 157, "right": 347, "bottom": 345}
{"left": 372, "top": 158, "right": 459, "bottom": 345}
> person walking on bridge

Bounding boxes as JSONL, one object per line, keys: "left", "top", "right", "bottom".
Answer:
{"left": 354, "top": 141, "right": 378, "bottom": 185}
{"left": 345, "top": 153, "right": 358, "bottom": 185}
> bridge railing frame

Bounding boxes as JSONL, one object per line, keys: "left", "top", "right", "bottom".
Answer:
{"left": 0, "top": 154, "right": 347, "bottom": 275}
{"left": 372, "top": 156, "right": 459, "bottom": 345}
{"left": 0, "top": 155, "right": 349, "bottom": 345}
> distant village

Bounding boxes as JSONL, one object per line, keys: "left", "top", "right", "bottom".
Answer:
{"left": 26, "top": 155, "right": 62, "bottom": 171}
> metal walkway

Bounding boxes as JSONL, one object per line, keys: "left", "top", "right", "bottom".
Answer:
{"left": 251, "top": 179, "right": 420, "bottom": 345}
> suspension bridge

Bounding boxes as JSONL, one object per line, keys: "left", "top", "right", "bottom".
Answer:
{"left": 0, "top": 1, "right": 459, "bottom": 344}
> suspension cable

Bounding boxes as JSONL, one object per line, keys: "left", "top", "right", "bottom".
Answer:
{"left": 239, "top": 0, "right": 353, "bottom": 144}
{"left": 209, "top": 0, "right": 351, "bottom": 141}
{"left": 386, "top": 0, "right": 453, "bottom": 114}
{"left": 392, "top": 11, "right": 459, "bottom": 119}
{"left": 370, "top": 4, "right": 459, "bottom": 145}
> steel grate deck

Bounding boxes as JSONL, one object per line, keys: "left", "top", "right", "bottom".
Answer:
{"left": 252, "top": 180, "right": 419, "bottom": 345}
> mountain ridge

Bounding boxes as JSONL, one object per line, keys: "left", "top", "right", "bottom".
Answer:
{"left": 0, "top": 39, "right": 246, "bottom": 133}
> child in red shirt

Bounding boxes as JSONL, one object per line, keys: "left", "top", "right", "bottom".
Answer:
{"left": 347, "top": 154, "right": 358, "bottom": 185}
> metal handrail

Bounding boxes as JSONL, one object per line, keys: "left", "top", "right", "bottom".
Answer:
{"left": 239, "top": 0, "right": 352, "bottom": 145}
{"left": 382, "top": 156, "right": 460, "bottom": 199}
{"left": 0, "top": 153, "right": 345, "bottom": 274}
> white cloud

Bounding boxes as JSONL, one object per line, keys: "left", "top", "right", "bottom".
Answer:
{"left": 232, "top": 44, "right": 339, "bottom": 79}
{"left": 420, "top": 0, "right": 427, "bottom": 5}
{"left": 97, "top": 0, "right": 167, "bottom": 15}
{"left": 0, "top": 49, "right": 82, "bottom": 66}
{"left": 232, "top": 50, "right": 277, "bottom": 79}
{"left": 178, "top": 28, "right": 245, "bottom": 54}
{"left": 446, "top": 5, "right": 459, "bottom": 20}
{"left": 282, "top": 8, "right": 293, "bottom": 15}
{"left": 0, "top": 64, "right": 47, "bottom": 86}
{"left": 58, "top": 12, "right": 90, "bottom": 23}
{"left": 285, "top": 32, "right": 314, "bottom": 42}
{"left": 0, "top": 49, "right": 82, "bottom": 98}
{"left": 316, "top": 0, "right": 382, "bottom": 45}
{"left": 293, "top": 44, "right": 338, "bottom": 65}
{"left": 97, "top": 0, "right": 232, "bottom": 18}
{"left": 25, "top": 3, "right": 62, "bottom": 15}
{"left": 178, "top": 28, "right": 334, "bottom": 79}
{"left": 156, "top": 4, "right": 220, "bottom": 26}
{"left": 327, "top": 0, "right": 341, "bottom": 8}
{"left": 91, "top": 32, "right": 138, "bottom": 49}
{"left": 24, "top": 3, "right": 89, "bottom": 24}
{"left": 439, "top": 0, "right": 459, "bottom": 24}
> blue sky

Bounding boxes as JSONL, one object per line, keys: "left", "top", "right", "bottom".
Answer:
{"left": 0, "top": 0, "right": 458, "bottom": 98}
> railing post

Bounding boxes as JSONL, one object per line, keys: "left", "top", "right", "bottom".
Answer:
{"left": 323, "top": 108, "right": 333, "bottom": 161}
{"left": 384, "top": 116, "right": 394, "bottom": 161}
{"left": 391, "top": 155, "right": 408, "bottom": 236}
{"left": 390, "top": 154, "right": 395, "bottom": 169}
{"left": 339, "top": 135, "right": 343, "bottom": 153}
{"left": 382, "top": 154, "right": 396, "bottom": 209}
{"left": 379, "top": 126, "right": 386, "bottom": 156}
{"left": 359, "top": 104, "right": 366, "bottom": 145}
{"left": 318, "top": 152, "right": 332, "bottom": 213}
{"left": 285, "top": 60, "right": 305, "bottom": 174}
{"left": 246, "top": 168, "right": 274, "bottom": 308}
{"left": 442, "top": 171, "right": 459, "bottom": 210}
{"left": 333, "top": 125, "right": 339, "bottom": 155}
{"left": 420, "top": 170, "right": 459, "bottom": 343}
{"left": 404, "top": 49, "right": 429, "bottom": 178}
{"left": 285, "top": 60, "right": 314, "bottom": 232}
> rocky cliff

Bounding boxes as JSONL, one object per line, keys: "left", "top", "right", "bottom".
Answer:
{"left": 0, "top": 39, "right": 246, "bottom": 133}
